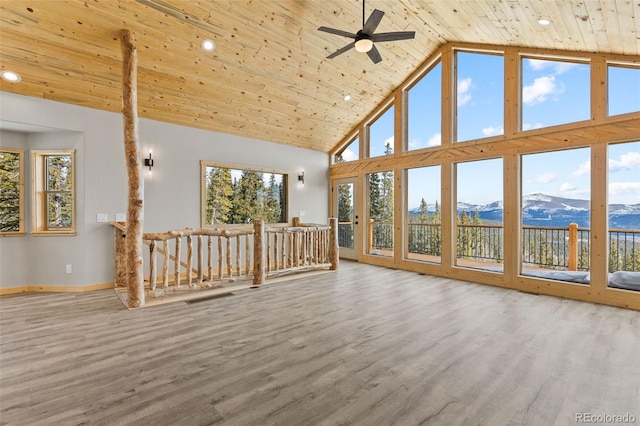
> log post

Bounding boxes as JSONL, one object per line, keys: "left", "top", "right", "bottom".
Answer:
{"left": 253, "top": 219, "right": 265, "bottom": 285}
{"left": 329, "top": 217, "right": 339, "bottom": 270}
{"left": 120, "top": 29, "right": 144, "bottom": 308}
{"left": 568, "top": 222, "right": 578, "bottom": 271}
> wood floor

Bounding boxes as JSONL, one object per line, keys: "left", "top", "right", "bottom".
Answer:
{"left": 1, "top": 261, "right": 639, "bottom": 426}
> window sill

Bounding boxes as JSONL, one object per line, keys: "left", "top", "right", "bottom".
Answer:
{"left": 31, "top": 231, "right": 77, "bottom": 237}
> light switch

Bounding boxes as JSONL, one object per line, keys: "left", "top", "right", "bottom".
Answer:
{"left": 97, "top": 213, "right": 108, "bottom": 223}
{"left": 115, "top": 213, "right": 126, "bottom": 222}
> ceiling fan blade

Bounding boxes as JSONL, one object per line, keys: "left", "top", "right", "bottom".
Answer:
{"left": 371, "top": 31, "right": 416, "bottom": 42}
{"left": 367, "top": 44, "right": 382, "bottom": 64}
{"left": 327, "top": 42, "right": 356, "bottom": 59}
{"left": 318, "top": 26, "right": 357, "bottom": 39}
{"left": 362, "top": 9, "right": 384, "bottom": 34}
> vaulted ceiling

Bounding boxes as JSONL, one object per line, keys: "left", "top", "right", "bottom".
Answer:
{"left": 1, "top": 0, "right": 638, "bottom": 152}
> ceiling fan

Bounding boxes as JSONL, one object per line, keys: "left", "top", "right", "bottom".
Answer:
{"left": 318, "top": 0, "right": 415, "bottom": 64}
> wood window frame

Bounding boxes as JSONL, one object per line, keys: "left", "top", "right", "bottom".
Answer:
{"left": 31, "top": 149, "right": 76, "bottom": 236}
{"left": 0, "top": 148, "right": 25, "bottom": 236}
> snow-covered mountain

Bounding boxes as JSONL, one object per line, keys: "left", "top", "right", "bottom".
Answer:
{"left": 409, "top": 193, "right": 640, "bottom": 229}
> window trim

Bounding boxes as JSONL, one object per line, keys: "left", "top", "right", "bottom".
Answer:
{"left": 200, "top": 160, "right": 290, "bottom": 228}
{"left": 31, "top": 149, "right": 76, "bottom": 236}
{"left": 0, "top": 148, "right": 25, "bottom": 237}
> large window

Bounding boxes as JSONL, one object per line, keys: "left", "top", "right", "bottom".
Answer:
{"left": 408, "top": 62, "right": 442, "bottom": 150}
{"left": 32, "top": 150, "right": 75, "bottom": 234}
{"left": 455, "top": 51, "right": 504, "bottom": 142}
{"left": 367, "top": 170, "right": 394, "bottom": 256}
{"left": 521, "top": 148, "right": 591, "bottom": 283}
{"left": 368, "top": 105, "right": 394, "bottom": 158}
{"left": 455, "top": 158, "right": 503, "bottom": 270}
{"left": 522, "top": 57, "right": 590, "bottom": 130}
{"left": 607, "top": 141, "right": 640, "bottom": 292}
{"left": 608, "top": 64, "right": 640, "bottom": 116}
{"left": 201, "top": 162, "right": 288, "bottom": 226}
{"left": 407, "top": 166, "right": 441, "bottom": 263}
{"left": 0, "top": 148, "right": 24, "bottom": 235}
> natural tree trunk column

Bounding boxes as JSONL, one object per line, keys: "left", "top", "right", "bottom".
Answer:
{"left": 120, "top": 29, "right": 145, "bottom": 308}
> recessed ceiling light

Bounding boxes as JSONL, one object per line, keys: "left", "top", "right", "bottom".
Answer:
{"left": 1, "top": 70, "right": 21, "bottom": 83}
{"left": 201, "top": 39, "right": 215, "bottom": 52}
{"left": 344, "top": 95, "right": 351, "bottom": 101}
{"left": 537, "top": 18, "right": 552, "bottom": 26}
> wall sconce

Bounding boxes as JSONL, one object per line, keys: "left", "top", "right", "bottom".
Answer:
{"left": 144, "top": 152, "right": 154, "bottom": 171}
{"left": 298, "top": 170, "right": 305, "bottom": 184}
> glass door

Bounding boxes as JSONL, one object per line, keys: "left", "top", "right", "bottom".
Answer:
{"left": 332, "top": 177, "right": 359, "bottom": 260}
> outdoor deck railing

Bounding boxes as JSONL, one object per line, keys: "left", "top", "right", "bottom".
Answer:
{"left": 349, "top": 221, "right": 640, "bottom": 272}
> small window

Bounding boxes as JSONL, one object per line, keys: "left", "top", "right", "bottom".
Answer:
{"left": 368, "top": 105, "right": 394, "bottom": 158}
{"left": 201, "top": 162, "right": 288, "bottom": 226}
{"left": 0, "top": 148, "right": 25, "bottom": 236}
{"left": 522, "top": 57, "right": 590, "bottom": 130}
{"left": 32, "top": 150, "right": 75, "bottom": 234}
{"left": 608, "top": 64, "right": 640, "bottom": 116}
{"left": 335, "top": 136, "right": 359, "bottom": 163}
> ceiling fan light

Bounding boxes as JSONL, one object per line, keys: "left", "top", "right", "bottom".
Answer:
{"left": 355, "top": 38, "right": 373, "bottom": 53}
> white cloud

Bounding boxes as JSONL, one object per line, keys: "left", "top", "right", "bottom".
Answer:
{"left": 536, "top": 172, "right": 557, "bottom": 183}
{"left": 340, "top": 148, "right": 357, "bottom": 162}
{"left": 427, "top": 133, "right": 441, "bottom": 147}
{"left": 609, "top": 182, "right": 640, "bottom": 201}
{"left": 527, "top": 59, "right": 577, "bottom": 75}
{"left": 457, "top": 77, "right": 472, "bottom": 106}
{"left": 560, "top": 182, "right": 576, "bottom": 192}
{"left": 481, "top": 125, "right": 504, "bottom": 137}
{"left": 572, "top": 160, "right": 591, "bottom": 177}
{"left": 522, "top": 122, "right": 544, "bottom": 131}
{"left": 408, "top": 138, "right": 423, "bottom": 149}
{"left": 609, "top": 151, "right": 640, "bottom": 171}
{"left": 523, "top": 75, "right": 558, "bottom": 105}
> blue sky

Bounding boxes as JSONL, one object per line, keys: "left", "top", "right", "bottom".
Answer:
{"left": 341, "top": 54, "right": 640, "bottom": 208}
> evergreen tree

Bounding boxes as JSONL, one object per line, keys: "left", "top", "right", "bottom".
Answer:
{"left": 46, "top": 155, "right": 72, "bottom": 228}
{"left": 0, "top": 151, "right": 21, "bottom": 232}
{"left": 369, "top": 172, "right": 382, "bottom": 220}
{"left": 419, "top": 198, "right": 428, "bottom": 222}
{"left": 264, "top": 173, "right": 282, "bottom": 223}
{"left": 232, "top": 170, "right": 264, "bottom": 223}
{"left": 206, "top": 167, "right": 233, "bottom": 225}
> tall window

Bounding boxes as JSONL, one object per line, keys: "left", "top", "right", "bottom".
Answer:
{"left": 368, "top": 105, "right": 394, "bottom": 158}
{"left": 367, "top": 170, "right": 394, "bottom": 256}
{"left": 455, "top": 51, "right": 504, "bottom": 142}
{"left": 0, "top": 149, "right": 24, "bottom": 235}
{"left": 201, "top": 162, "right": 288, "bottom": 226}
{"left": 607, "top": 141, "right": 640, "bottom": 292}
{"left": 455, "top": 158, "right": 503, "bottom": 270}
{"left": 522, "top": 57, "right": 590, "bottom": 130}
{"left": 408, "top": 62, "right": 442, "bottom": 150}
{"left": 608, "top": 64, "right": 640, "bottom": 116}
{"left": 336, "top": 136, "right": 359, "bottom": 163}
{"left": 407, "top": 166, "right": 441, "bottom": 263}
{"left": 521, "top": 148, "right": 591, "bottom": 283}
{"left": 32, "top": 150, "right": 75, "bottom": 234}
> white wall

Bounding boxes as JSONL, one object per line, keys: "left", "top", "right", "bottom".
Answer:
{"left": 0, "top": 92, "right": 329, "bottom": 289}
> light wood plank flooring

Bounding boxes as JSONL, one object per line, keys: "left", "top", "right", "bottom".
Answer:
{"left": 1, "top": 261, "right": 639, "bottom": 425}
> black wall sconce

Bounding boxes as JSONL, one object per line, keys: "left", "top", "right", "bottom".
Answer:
{"left": 298, "top": 170, "right": 305, "bottom": 184}
{"left": 144, "top": 152, "right": 154, "bottom": 171}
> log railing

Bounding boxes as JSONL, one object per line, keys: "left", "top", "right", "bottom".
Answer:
{"left": 111, "top": 218, "right": 338, "bottom": 303}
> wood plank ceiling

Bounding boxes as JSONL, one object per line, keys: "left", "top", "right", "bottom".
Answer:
{"left": 0, "top": 0, "right": 638, "bottom": 153}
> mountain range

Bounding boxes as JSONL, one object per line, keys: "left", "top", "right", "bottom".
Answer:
{"left": 409, "top": 193, "right": 640, "bottom": 229}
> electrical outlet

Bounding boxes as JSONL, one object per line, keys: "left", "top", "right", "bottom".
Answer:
{"left": 66, "top": 264, "right": 72, "bottom": 274}
{"left": 115, "top": 213, "right": 126, "bottom": 222}
{"left": 299, "top": 210, "right": 305, "bottom": 217}
{"left": 96, "top": 213, "right": 108, "bottom": 223}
